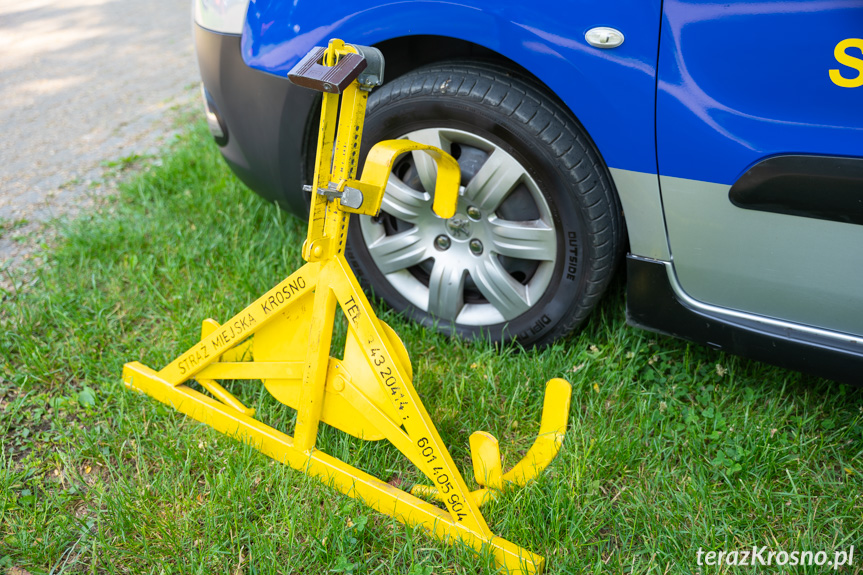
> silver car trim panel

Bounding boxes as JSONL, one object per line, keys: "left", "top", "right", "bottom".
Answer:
{"left": 660, "top": 174, "right": 863, "bottom": 336}
{"left": 609, "top": 168, "right": 671, "bottom": 261}
{"left": 660, "top": 258, "right": 863, "bottom": 348}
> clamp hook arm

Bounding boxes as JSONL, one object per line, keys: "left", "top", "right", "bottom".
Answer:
{"left": 340, "top": 140, "right": 461, "bottom": 219}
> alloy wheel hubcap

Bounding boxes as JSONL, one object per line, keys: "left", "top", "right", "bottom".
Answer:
{"left": 359, "top": 128, "right": 558, "bottom": 326}
{"left": 446, "top": 216, "right": 472, "bottom": 240}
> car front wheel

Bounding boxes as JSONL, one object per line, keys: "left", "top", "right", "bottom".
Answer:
{"left": 347, "top": 61, "right": 624, "bottom": 347}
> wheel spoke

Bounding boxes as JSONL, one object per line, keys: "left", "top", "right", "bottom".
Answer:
{"left": 405, "top": 129, "right": 450, "bottom": 195}
{"left": 463, "top": 148, "right": 526, "bottom": 211}
{"left": 361, "top": 124, "right": 564, "bottom": 329}
{"left": 381, "top": 177, "right": 430, "bottom": 224}
{"left": 427, "top": 258, "right": 466, "bottom": 320}
{"left": 471, "top": 257, "right": 531, "bottom": 320}
{"left": 489, "top": 219, "right": 557, "bottom": 261}
{"left": 367, "top": 227, "right": 428, "bottom": 274}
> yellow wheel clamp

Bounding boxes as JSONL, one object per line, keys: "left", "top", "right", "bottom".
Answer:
{"left": 122, "top": 39, "right": 572, "bottom": 574}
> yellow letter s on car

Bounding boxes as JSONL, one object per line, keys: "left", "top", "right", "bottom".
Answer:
{"left": 830, "top": 38, "right": 863, "bottom": 88}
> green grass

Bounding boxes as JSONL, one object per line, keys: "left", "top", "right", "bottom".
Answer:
{"left": 0, "top": 218, "right": 30, "bottom": 242}
{"left": 2, "top": 120, "right": 862, "bottom": 574}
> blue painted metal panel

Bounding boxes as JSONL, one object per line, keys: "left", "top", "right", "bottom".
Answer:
{"left": 657, "top": 0, "right": 863, "bottom": 185}
{"left": 242, "top": 0, "right": 662, "bottom": 175}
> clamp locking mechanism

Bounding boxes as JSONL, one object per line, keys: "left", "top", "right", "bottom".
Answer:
{"left": 288, "top": 41, "right": 384, "bottom": 92}
{"left": 303, "top": 182, "right": 365, "bottom": 210}
{"left": 302, "top": 139, "right": 462, "bottom": 219}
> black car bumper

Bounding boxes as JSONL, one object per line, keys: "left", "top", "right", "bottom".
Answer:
{"left": 627, "top": 255, "right": 863, "bottom": 385}
{"left": 195, "top": 23, "right": 318, "bottom": 216}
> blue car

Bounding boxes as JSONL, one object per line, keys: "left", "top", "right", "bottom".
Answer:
{"left": 193, "top": 0, "right": 863, "bottom": 384}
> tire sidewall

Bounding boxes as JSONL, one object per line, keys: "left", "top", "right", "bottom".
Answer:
{"left": 347, "top": 76, "right": 599, "bottom": 346}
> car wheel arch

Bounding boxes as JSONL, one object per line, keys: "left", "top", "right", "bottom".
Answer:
{"left": 297, "top": 34, "right": 628, "bottom": 245}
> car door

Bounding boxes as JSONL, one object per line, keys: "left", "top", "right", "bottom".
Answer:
{"left": 656, "top": 0, "right": 863, "bottom": 338}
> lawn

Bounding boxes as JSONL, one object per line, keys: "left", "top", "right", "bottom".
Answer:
{"left": 1, "top": 120, "right": 861, "bottom": 574}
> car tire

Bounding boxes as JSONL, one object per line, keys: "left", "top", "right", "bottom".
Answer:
{"left": 346, "top": 60, "right": 624, "bottom": 347}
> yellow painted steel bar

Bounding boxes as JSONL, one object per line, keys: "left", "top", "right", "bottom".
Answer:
{"left": 197, "top": 378, "right": 255, "bottom": 417}
{"left": 196, "top": 362, "right": 305, "bottom": 380}
{"left": 294, "top": 41, "right": 371, "bottom": 454}
{"left": 200, "top": 319, "right": 254, "bottom": 362}
{"left": 321, "top": 82, "right": 366, "bottom": 256}
{"left": 293, "top": 264, "right": 339, "bottom": 452}
{"left": 303, "top": 39, "right": 364, "bottom": 263}
{"left": 328, "top": 255, "right": 492, "bottom": 537}
{"left": 122, "top": 361, "right": 544, "bottom": 574}
{"left": 303, "top": 93, "right": 338, "bottom": 261}
{"left": 157, "top": 262, "right": 318, "bottom": 385}
{"left": 338, "top": 376, "right": 425, "bottom": 469}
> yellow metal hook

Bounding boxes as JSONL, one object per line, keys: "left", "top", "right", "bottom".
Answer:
{"left": 411, "top": 378, "right": 572, "bottom": 506}
{"left": 340, "top": 139, "right": 461, "bottom": 218}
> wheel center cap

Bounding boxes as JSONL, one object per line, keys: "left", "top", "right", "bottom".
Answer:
{"left": 446, "top": 216, "right": 472, "bottom": 240}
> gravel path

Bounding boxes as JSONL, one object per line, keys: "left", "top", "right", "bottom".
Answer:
{"left": 0, "top": 0, "right": 200, "bottom": 281}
